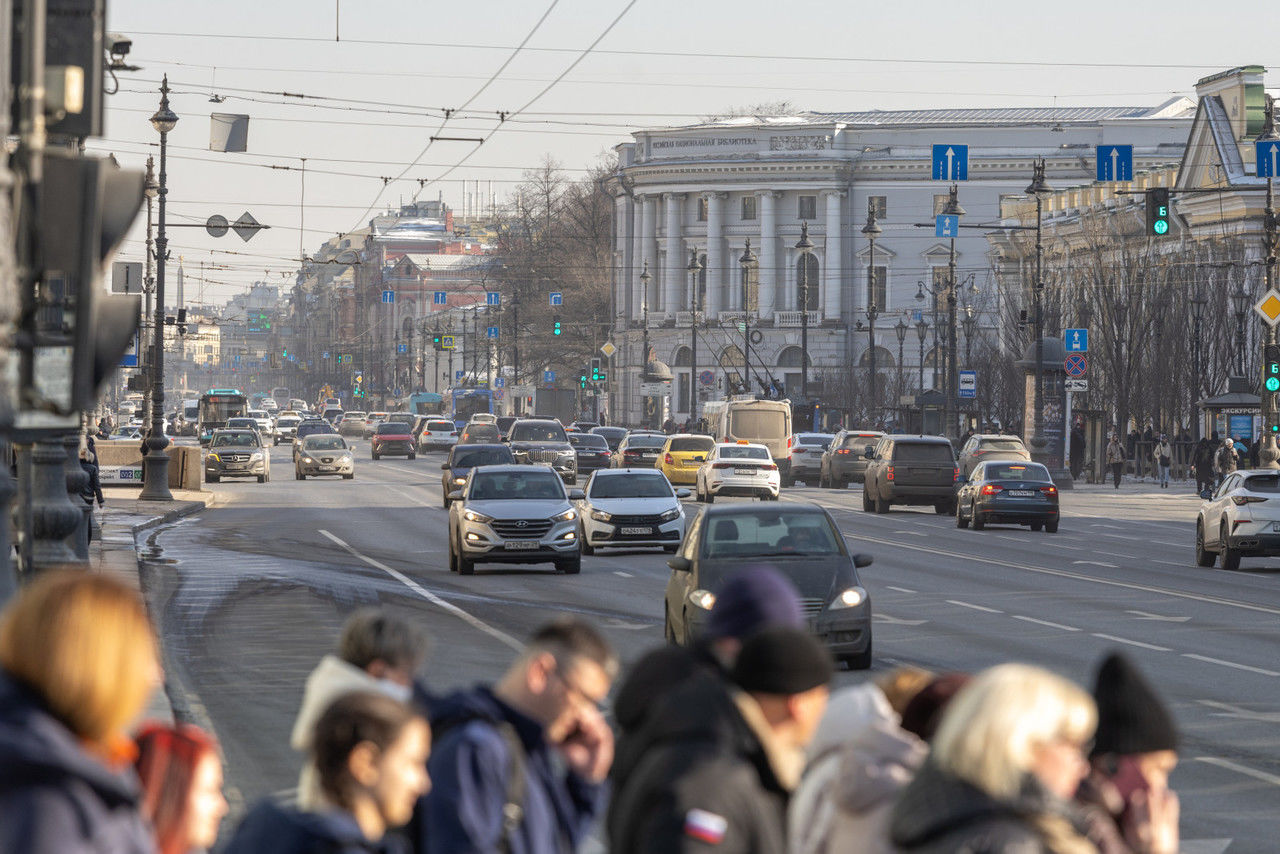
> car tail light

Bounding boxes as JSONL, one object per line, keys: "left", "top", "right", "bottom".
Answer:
{"left": 451, "top": 431, "right": 458, "bottom": 436}
{"left": 1232, "top": 495, "right": 1268, "bottom": 505}
{"left": 787, "top": 435, "right": 793, "bottom": 448}
{"left": 665, "top": 453, "right": 675, "bottom": 464}
{"left": 1040, "top": 486, "right": 1058, "bottom": 496}
{"left": 981, "top": 484, "right": 1004, "bottom": 495}
{"left": 713, "top": 462, "right": 734, "bottom": 470}
{"left": 764, "top": 464, "right": 778, "bottom": 471}
{"left": 836, "top": 448, "right": 850, "bottom": 455}
{"left": 886, "top": 465, "right": 894, "bottom": 481}
{"left": 973, "top": 449, "right": 987, "bottom": 456}
{"left": 953, "top": 467, "right": 960, "bottom": 482}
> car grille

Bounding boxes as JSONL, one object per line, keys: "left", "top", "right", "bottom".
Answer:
{"left": 609, "top": 513, "right": 666, "bottom": 526}
{"left": 797, "top": 597, "right": 824, "bottom": 617}
{"left": 491, "top": 519, "right": 553, "bottom": 538}
{"left": 319, "top": 456, "right": 336, "bottom": 464}
{"left": 223, "top": 453, "right": 251, "bottom": 462}
{"left": 528, "top": 449, "right": 563, "bottom": 464}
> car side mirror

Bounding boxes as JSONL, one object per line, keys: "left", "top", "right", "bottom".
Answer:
{"left": 568, "top": 488, "right": 586, "bottom": 501}
{"left": 853, "top": 552, "right": 874, "bottom": 569}
{"left": 667, "top": 555, "right": 691, "bottom": 572}
{"left": 447, "top": 490, "right": 463, "bottom": 501}
{"left": 440, "top": 462, "right": 450, "bottom": 470}
{"left": 675, "top": 488, "right": 691, "bottom": 498}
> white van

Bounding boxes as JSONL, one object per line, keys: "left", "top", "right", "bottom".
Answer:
{"left": 701, "top": 397, "right": 794, "bottom": 484}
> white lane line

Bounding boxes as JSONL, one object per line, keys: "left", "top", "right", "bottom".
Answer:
{"left": 1073, "top": 560, "right": 1119, "bottom": 568}
{"left": 1091, "top": 633, "right": 1171, "bottom": 652}
{"left": 892, "top": 530, "right": 927, "bottom": 537}
{"left": 1182, "top": 653, "right": 1280, "bottom": 678}
{"left": 1013, "top": 615, "right": 1080, "bottom": 632}
{"left": 388, "top": 486, "right": 435, "bottom": 508}
{"left": 947, "top": 599, "right": 1003, "bottom": 614}
{"left": 613, "top": 571, "right": 633, "bottom": 578}
{"left": 1152, "top": 559, "right": 1184, "bottom": 566}
{"left": 318, "top": 529, "right": 521, "bottom": 651}
{"left": 1196, "top": 756, "right": 1280, "bottom": 787}
{"left": 886, "top": 585, "right": 916, "bottom": 594}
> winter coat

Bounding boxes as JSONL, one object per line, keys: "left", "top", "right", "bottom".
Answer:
{"left": 415, "top": 685, "right": 605, "bottom": 854}
{"left": 1216, "top": 444, "right": 1238, "bottom": 475}
{"left": 1104, "top": 443, "right": 1126, "bottom": 465}
{"left": 788, "top": 684, "right": 926, "bottom": 854}
{"left": 1193, "top": 439, "right": 1216, "bottom": 472}
{"left": 888, "top": 759, "right": 1097, "bottom": 854}
{"left": 224, "top": 798, "right": 405, "bottom": 854}
{"left": 290, "top": 655, "right": 413, "bottom": 810}
{"left": 608, "top": 670, "right": 796, "bottom": 854}
{"left": 1152, "top": 442, "right": 1172, "bottom": 466}
{"left": 0, "top": 669, "right": 154, "bottom": 854}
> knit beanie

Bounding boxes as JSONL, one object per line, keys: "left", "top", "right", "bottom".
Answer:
{"left": 730, "top": 627, "right": 833, "bottom": 695}
{"left": 705, "top": 567, "right": 804, "bottom": 640}
{"left": 1091, "top": 652, "right": 1178, "bottom": 756}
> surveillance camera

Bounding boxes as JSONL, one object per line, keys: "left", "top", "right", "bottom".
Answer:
{"left": 107, "top": 34, "right": 132, "bottom": 57}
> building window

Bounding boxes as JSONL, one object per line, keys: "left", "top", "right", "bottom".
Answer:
{"left": 929, "top": 267, "right": 948, "bottom": 313}
{"left": 697, "top": 197, "right": 708, "bottom": 222}
{"left": 741, "top": 195, "right": 757, "bottom": 220}
{"left": 933, "top": 194, "right": 949, "bottom": 216}
{"left": 869, "top": 196, "right": 887, "bottom": 218}
{"left": 868, "top": 266, "right": 887, "bottom": 310}
{"left": 796, "top": 255, "right": 820, "bottom": 311}
{"left": 798, "top": 195, "right": 817, "bottom": 220}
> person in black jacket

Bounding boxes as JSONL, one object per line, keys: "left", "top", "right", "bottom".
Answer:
{"left": 609, "top": 627, "right": 833, "bottom": 854}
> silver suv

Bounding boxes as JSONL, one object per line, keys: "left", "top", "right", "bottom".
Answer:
{"left": 447, "top": 465, "right": 584, "bottom": 575}
{"left": 205, "top": 429, "right": 270, "bottom": 483}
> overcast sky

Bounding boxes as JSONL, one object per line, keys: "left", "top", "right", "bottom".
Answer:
{"left": 99, "top": 0, "right": 1275, "bottom": 304}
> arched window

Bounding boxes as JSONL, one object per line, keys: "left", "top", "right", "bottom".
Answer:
{"left": 672, "top": 346, "right": 692, "bottom": 367}
{"left": 924, "top": 347, "right": 942, "bottom": 368}
{"left": 795, "top": 255, "right": 820, "bottom": 311}
{"left": 777, "top": 346, "right": 811, "bottom": 368}
{"left": 858, "top": 346, "right": 896, "bottom": 368}
{"left": 719, "top": 345, "right": 745, "bottom": 368}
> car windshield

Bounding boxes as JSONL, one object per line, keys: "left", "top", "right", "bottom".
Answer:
{"left": 298, "top": 423, "right": 334, "bottom": 436}
{"left": 305, "top": 436, "right": 348, "bottom": 451}
{"left": 427, "top": 421, "right": 454, "bottom": 431}
{"left": 979, "top": 439, "right": 1026, "bottom": 452}
{"left": 376, "top": 423, "right": 411, "bottom": 435}
{"left": 702, "top": 511, "right": 842, "bottom": 558}
{"left": 470, "top": 470, "right": 565, "bottom": 500}
{"left": 1243, "top": 474, "right": 1280, "bottom": 493}
{"left": 986, "top": 463, "right": 1050, "bottom": 481}
{"left": 669, "top": 437, "right": 713, "bottom": 452}
{"left": 626, "top": 435, "right": 666, "bottom": 450}
{"left": 510, "top": 423, "right": 567, "bottom": 443}
{"left": 895, "top": 443, "right": 954, "bottom": 462}
{"left": 570, "top": 434, "right": 609, "bottom": 450}
{"left": 589, "top": 474, "right": 672, "bottom": 499}
{"left": 227, "top": 419, "right": 255, "bottom": 428}
{"left": 211, "top": 433, "right": 257, "bottom": 448}
{"left": 842, "top": 433, "right": 882, "bottom": 448}
{"left": 718, "top": 446, "right": 770, "bottom": 460}
{"left": 454, "top": 448, "right": 513, "bottom": 468}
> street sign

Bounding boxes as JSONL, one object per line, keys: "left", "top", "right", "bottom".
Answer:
{"left": 1095, "top": 145, "right": 1133, "bottom": 182}
{"left": 397, "top": 343, "right": 408, "bottom": 354}
{"left": 1064, "top": 328, "right": 1089, "bottom": 353}
{"left": 599, "top": 341, "right": 617, "bottom": 358}
{"left": 1255, "top": 289, "right": 1280, "bottom": 326}
{"left": 486, "top": 326, "right": 499, "bottom": 339}
{"left": 1257, "top": 140, "right": 1280, "bottom": 178}
{"left": 111, "top": 261, "right": 143, "bottom": 294}
{"left": 493, "top": 388, "right": 505, "bottom": 400}
{"left": 958, "top": 370, "right": 976, "bottom": 399}
{"left": 1064, "top": 353, "right": 1088, "bottom": 377}
{"left": 1065, "top": 378, "right": 1088, "bottom": 392}
{"left": 935, "top": 214, "right": 959, "bottom": 238}
{"left": 381, "top": 290, "right": 395, "bottom": 304}
{"left": 486, "top": 291, "right": 500, "bottom": 306}
{"left": 494, "top": 377, "right": 505, "bottom": 388}
{"left": 441, "top": 335, "right": 456, "bottom": 349}
{"left": 119, "top": 330, "right": 139, "bottom": 368}
{"left": 931, "top": 144, "right": 968, "bottom": 181}
{"left": 912, "top": 309, "right": 923, "bottom": 323}
{"left": 549, "top": 292, "right": 563, "bottom": 306}
{"left": 322, "top": 351, "right": 329, "bottom": 359}
{"left": 433, "top": 291, "right": 447, "bottom": 305}
{"left": 231, "top": 211, "right": 265, "bottom": 242}
{"left": 205, "top": 214, "right": 229, "bottom": 238}
{"left": 640, "top": 381, "right": 671, "bottom": 396}
{"left": 543, "top": 370, "right": 556, "bottom": 383}
{"left": 699, "top": 370, "right": 714, "bottom": 386}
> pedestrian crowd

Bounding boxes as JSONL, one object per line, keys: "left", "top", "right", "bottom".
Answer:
{"left": 0, "top": 567, "right": 1182, "bottom": 854}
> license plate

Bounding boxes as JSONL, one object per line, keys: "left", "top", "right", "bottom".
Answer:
{"left": 504, "top": 540, "right": 539, "bottom": 550}
{"left": 319, "top": 466, "right": 335, "bottom": 472}
{"left": 735, "top": 468, "right": 756, "bottom": 476}
{"left": 620, "top": 526, "right": 653, "bottom": 535}
{"left": 1008, "top": 489, "right": 1035, "bottom": 497}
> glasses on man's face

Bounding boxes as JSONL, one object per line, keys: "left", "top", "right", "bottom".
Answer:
{"left": 550, "top": 666, "right": 608, "bottom": 713}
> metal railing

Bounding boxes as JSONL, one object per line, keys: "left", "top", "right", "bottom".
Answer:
{"left": 775, "top": 310, "right": 819, "bottom": 327}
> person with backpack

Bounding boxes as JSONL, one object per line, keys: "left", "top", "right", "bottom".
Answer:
{"left": 416, "top": 618, "right": 617, "bottom": 854}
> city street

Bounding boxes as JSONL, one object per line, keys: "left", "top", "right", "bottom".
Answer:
{"left": 143, "top": 443, "right": 1277, "bottom": 853}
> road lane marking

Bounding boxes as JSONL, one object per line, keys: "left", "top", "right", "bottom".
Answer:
{"left": 892, "top": 530, "right": 927, "bottom": 537}
{"left": 388, "top": 486, "right": 435, "bottom": 508}
{"left": 1091, "top": 633, "right": 1171, "bottom": 652}
{"left": 1013, "top": 615, "right": 1080, "bottom": 632}
{"left": 1182, "top": 654, "right": 1280, "bottom": 678}
{"left": 886, "top": 585, "right": 916, "bottom": 594}
{"left": 1152, "top": 559, "right": 1184, "bottom": 566}
{"left": 947, "top": 599, "right": 1002, "bottom": 614}
{"left": 1195, "top": 756, "right": 1280, "bottom": 787}
{"left": 873, "top": 613, "right": 929, "bottom": 626}
{"left": 1072, "top": 560, "right": 1119, "bottom": 568}
{"left": 613, "top": 571, "right": 632, "bottom": 578}
{"left": 1126, "top": 610, "right": 1190, "bottom": 622}
{"left": 1196, "top": 699, "right": 1280, "bottom": 722}
{"left": 318, "top": 529, "right": 522, "bottom": 651}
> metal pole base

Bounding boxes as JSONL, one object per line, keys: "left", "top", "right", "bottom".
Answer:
{"left": 28, "top": 438, "right": 83, "bottom": 569}
{"left": 62, "top": 433, "right": 90, "bottom": 560}
{"left": 1261, "top": 435, "right": 1280, "bottom": 469}
{"left": 139, "top": 433, "right": 173, "bottom": 502}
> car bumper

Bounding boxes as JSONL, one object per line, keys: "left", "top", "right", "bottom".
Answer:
{"left": 576, "top": 457, "right": 613, "bottom": 473}
{"left": 421, "top": 436, "right": 458, "bottom": 448}
{"left": 789, "top": 457, "right": 822, "bottom": 476}
{"left": 457, "top": 522, "right": 579, "bottom": 562}
{"left": 206, "top": 460, "right": 267, "bottom": 477}
{"left": 685, "top": 606, "right": 870, "bottom": 655}
{"left": 882, "top": 484, "right": 957, "bottom": 502}
{"left": 298, "top": 458, "right": 354, "bottom": 476}
{"left": 373, "top": 441, "right": 415, "bottom": 456}
{"left": 830, "top": 460, "right": 870, "bottom": 482}
{"left": 1225, "top": 531, "right": 1280, "bottom": 554}
{"left": 975, "top": 498, "right": 1058, "bottom": 523}
{"left": 583, "top": 516, "right": 684, "bottom": 548}
{"left": 707, "top": 473, "right": 780, "bottom": 497}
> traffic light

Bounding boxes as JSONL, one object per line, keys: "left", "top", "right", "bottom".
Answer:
{"left": 1265, "top": 344, "right": 1280, "bottom": 393}
{"left": 1146, "top": 187, "right": 1171, "bottom": 236}
{"left": 579, "top": 370, "right": 589, "bottom": 390}
{"left": 552, "top": 315, "right": 562, "bottom": 336}
{"left": 590, "top": 357, "right": 602, "bottom": 381}
{"left": 353, "top": 371, "right": 365, "bottom": 398}
{"left": 432, "top": 333, "right": 443, "bottom": 350}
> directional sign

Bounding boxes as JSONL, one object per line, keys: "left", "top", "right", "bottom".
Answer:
{"left": 119, "top": 330, "right": 139, "bottom": 368}
{"left": 494, "top": 377, "right": 505, "bottom": 388}
{"left": 931, "top": 144, "right": 968, "bottom": 181}
{"left": 935, "top": 214, "right": 959, "bottom": 238}
{"left": 493, "top": 388, "right": 505, "bottom": 400}
{"left": 1096, "top": 145, "right": 1133, "bottom": 182}
{"left": 1257, "top": 140, "right": 1280, "bottom": 178}
{"left": 1064, "top": 328, "right": 1089, "bottom": 353}
{"left": 1064, "top": 353, "right": 1088, "bottom": 377}
{"left": 441, "top": 335, "right": 456, "bottom": 349}
{"left": 486, "top": 291, "right": 500, "bottom": 306}
{"left": 486, "top": 326, "right": 499, "bottom": 339}
{"left": 397, "top": 343, "right": 408, "bottom": 354}
{"left": 1254, "top": 289, "right": 1280, "bottom": 327}
{"left": 381, "top": 290, "right": 395, "bottom": 304}
{"left": 549, "top": 292, "right": 563, "bottom": 307}
{"left": 958, "top": 370, "right": 977, "bottom": 399}
{"left": 543, "top": 370, "right": 556, "bottom": 383}
{"left": 433, "top": 291, "right": 447, "bottom": 305}
{"left": 1065, "top": 378, "right": 1088, "bottom": 392}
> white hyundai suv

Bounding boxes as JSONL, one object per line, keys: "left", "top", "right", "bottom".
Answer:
{"left": 1196, "top": 469, "right": 1280, "bottom": 570}
{"left": 447, "top": 465, "right": 583, "bottom": 575}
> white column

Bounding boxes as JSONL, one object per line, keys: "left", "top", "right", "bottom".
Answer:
{"left": 758, "top": 191, "right": 778, "bottom": 319}
{"left": 644, "top": 194, "right": 659, "bottom": 310}
{"left": 823, "top": 190, "right": 843, "bottom": 322}
{"left": 705, "top": 192, "right": 725, "bottom": 318}
{"left": 631, "top": 195, "right": 646, "bottom": 321}
{"left": 663, "top": 193, "right": 684, "bottom": 316}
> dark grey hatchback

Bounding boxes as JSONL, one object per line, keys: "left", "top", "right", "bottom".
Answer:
{"left": 664, "top": 503, "right": 873, "bottom": 669}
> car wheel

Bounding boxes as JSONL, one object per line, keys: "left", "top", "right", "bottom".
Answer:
{"left": 681, "top": 609, "right": 694, "bottom": 646}
{"left": 664, "top": 610, "right": 676, "bottom": 644}
{"left": 206, "top": 474, "right": 219, "bottom": 484}
{"left": 862, "top": 488, "right": 873, "bottom": 512}
{"left": 819, "top": 470, "right": 829, "bottom": 489}
{"left": 843, "top": 641, "right": 873, "bottom": 671}
{"left": 343, "top": 473, "right": 354, "bottom": 480}
{"left": 447, "top": 538, "right": 458, "bottom": 573}
{"left": 442, "top": 494, "right": 450, "bottom": 509}
{"left": 1220, "top": 522, "right": 1241, "bottom": 571}
{"left": 971, "top": 502, "right": 986, "bottom": 530}
{"left": 956, "top": 502, "right": 969, "bottom": 528}
{"left": 705, "top": 491, "right": 714, "bottom": 504}
{"left": 1045, "top": 518, "right": 1059, "bottom": 533}
{"left": 581, "top": 527, "right": 596, "bottom": 556}
{"left": 456, "top": 544, "right": 475, "bottom": 576}
{"left": 1195, "top": 521, "right": 1217, "bottom": 567}
{"left": 408, "top": 453, "right": 416, "bottom": 460}
{"left": 1030, "top": 521, "right": 1043, "bottom": 532}
{"left": 874, "top": 492, "right": 889, "bottom": 514}
{"left": 557, "top": 557, "right": 582, "bottom": 575}
{"left": 295, "top": 470, "right": 303, "bottom": 480}
{"left": 934, "top": 502, "right": 951, "bottom": 515}
{"left": 371, "top": 451, "right": 380, "bottom": 460}
{"left": 837, "top": 476, "right": 849, "bottom": 490}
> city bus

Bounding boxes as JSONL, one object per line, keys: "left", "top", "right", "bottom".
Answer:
{"left": 408, "top": 391, "right": 444, "bottom": 416}
{"left": 444, "top": 388, "right": 492, "bottom": 428}
{"left": 198, "top": 388, "right": 248, "bottom": 445}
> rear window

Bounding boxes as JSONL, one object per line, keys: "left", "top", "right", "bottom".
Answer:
{"left": 453, "top": 447, "right": 513, "bottom": 468}
{"left": 669, "top": 437, "right": 713, "bottom": 452}
{"left": 702, "top": 511, "right": 841, "bottom": 558}
{"left": 427, "top": 421, "right": 455, "bottom": 431}
{"left": 718, "top": 446, "right": 770, "bottom": 460}
{"left": 979, "top": 439, "right": 1026, "bottom": 452}
{"left": 729, "top": 409, "right": 787, "bottom": 440}
{"left": 893, "top": 443, "right": 955, "bottom": 463}
{"left": 570, "top": 434, "right": 609, "bottom": 450}
{"left": 589, "top": 474, "right": 672, "bottom": 499}
{"left": 1243, "top": 474, "right": 1280, "bottom": 493}
{"left": 376, "top": 423, "right": 411, "bottom": 435}
{"left": 463, "top": 425, "right": 501, "bottom": 439}
{"left": 625, "top": 435, "right": 667, "bottom": 449}
{"left": 796, "top": 433, "right": 834, "bottom": 447}
{"left": 986, "top": 463, "right": 1050, "bottom": 482}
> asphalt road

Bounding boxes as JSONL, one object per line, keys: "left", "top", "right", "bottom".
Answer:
{"left": 140, "top": 442, "right": 1279, "bottom": 853}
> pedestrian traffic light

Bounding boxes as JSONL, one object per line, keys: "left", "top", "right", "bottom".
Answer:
{"left": 590, "top": 357, "right": 602, "bottom": 381}
{"left": 1146, "top": 187, "right": 1171, "bottom": 236}
{"left": 579, "top": 370, "right": 589, "bottom": 390}
{"left": 553, "top": 315, "right": 562, "bottom": 336}
{"left": 1265, "top": 344, "right": 1280, "bottom": 393}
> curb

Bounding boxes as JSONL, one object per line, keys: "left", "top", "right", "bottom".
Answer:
{"left": 129, "top": 500, "right": 209, "bottom": 537}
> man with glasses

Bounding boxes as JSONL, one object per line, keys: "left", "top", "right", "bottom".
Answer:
{"left": 417, "top": 618, "right": 618, "bottom": 854}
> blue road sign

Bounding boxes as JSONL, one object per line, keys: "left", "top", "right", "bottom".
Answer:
{"left": 119, "top": 331, "right": 139, "bottom": 368}
{"left": 935, "top": 214, "right": 959, "bottom": 238}
{"left": 486, "top": 291, "right": 500, "bottom": 306}
{"left": 455, "top": 370, "right": 465, "bottom": 380}
{"left": 1064, "top": 328, "right": 1089, "bottom": 353}
{"left": 397, "top": 343, "right": 408, "bottom": 354}
{"left": 543, "top": 370, "right": 556, "bottom": 383}
{"left": 381, "top": 290, "right": 395, "bottom": 304}
{"left": 486, "top": 326, "right": 499, "bottom": 339}
{"left": 494, "top": 377, "right": 505, "bottom": 388}
{"left": 1257, "top": 140, "right": 1280, "bottom": 178}
{"left": 931, "top": 144, "right": 968, "bottom": 181}
{"left": 433, "top": 291, "right": 447, "bottom": 305}
{"left": 1096, "top": 145, "right": 1133, "bottom": 182}
{"left": 549, "top": 292, "right": 563, "bottom": 306}
{"left": 441, "top": 335, "right": 455, "bottom": 350}
{"left": 958, "top": 370, "right": 977, "bottom": 399}
{"left": 322, "top": 351, "right": 329, "bottom": 359}
{"left": 912, "top": 309, "right": 923, "bottom": 323}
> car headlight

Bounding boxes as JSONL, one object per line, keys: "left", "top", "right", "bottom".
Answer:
{"left": 250, "top": 452, "right": 264, "bottom": 460}
{"left": 453, "top": 476, "right": 466, "bottom": 485}
{"left": 830, "top": 586, "right": 868, "bottom": 609}
{"left": 590, "top": 509, "right": 612, "bottom": 522}
{"left": 688, "top": 589, "right": 717, "bottom": 610}
{"left": 552, "top": 508, "right": 577, "bottom": 523}
{"left": 658, "top": 507, "right": 682, "bottom": 522}
{"left": 302, "top": 456, "right": 315, "bottom": 464}
{"left": 462, "top": 509, "right": 493, "bottom": 523}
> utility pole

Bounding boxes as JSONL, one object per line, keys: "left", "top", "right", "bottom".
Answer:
{"left": 943, "top": 184, "right": 965, "bottom": 438}
{"left": 1260, "top": 95, "right": 1280, "bottom": 468}
{"left": 687, "top": 249, "right": 703, "bottom": 425}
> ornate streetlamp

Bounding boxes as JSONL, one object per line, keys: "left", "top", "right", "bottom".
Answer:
{"left": 739, "top": 240, "right": 757, "bottom": 395}
{"left": 795, "top": 223, "right": 815, "bottom": 402}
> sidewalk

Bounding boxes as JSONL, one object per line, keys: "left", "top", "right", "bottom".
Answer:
{"left": 1069, "top": 476, "right": 1203, "bottom": 497}
{"left": 90, "top": 486, "right": 216, "bottom": 724}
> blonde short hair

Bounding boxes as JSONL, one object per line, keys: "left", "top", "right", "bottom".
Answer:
{"left": 0, "top": 570, "right": 157, "bottom": 745}
{"left": 931, "top": 663, "right": 1096, "bottom": 800}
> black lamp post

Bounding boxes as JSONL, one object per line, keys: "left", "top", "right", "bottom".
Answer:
{"left": 962, "top": 304, "right": 978, "bottom": 368}
{"left": 1231, "top": 284, "right": 1250, "bottom": 375}
{"left": 1025, "top": 158, "right": 1051, "bottom": 452}
{"left": 687, "top": 248, "right": 704, "bottom": 425}
{"left": 916, "top": 319, "right": 928, "bottom": 430}
{"left": 895, "top": 317, "right": 908, "bottom": 410}
{"left": 942, "top": 185, "right": 965, "bottom": 437}
{"left": 1261, "top": 94, "right": 1280, "bottom": 468}
{"left": 862, "top": 199, "right": 882, "bottom": 422}
{"left": 739, "top": 240, "right": 756, "bottom": 395}
{"left": 141, "top": 76, "right": 177, "bottom": 502}
{"left": 795, "top": 222, "right": 814, "bottom": 402}
{"left": 1190, "top": 288, "right": 1207, "bottom": 442}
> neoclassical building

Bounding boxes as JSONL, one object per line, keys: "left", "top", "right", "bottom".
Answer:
{"left": 606, "top": 100, "right": 1196, "bottom": 426}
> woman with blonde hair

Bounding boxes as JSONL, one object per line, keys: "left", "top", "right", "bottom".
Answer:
{"left": 889, "top": 663, "right": 1099, "bottom": 854}
{"left": 0, "top": 570, "right": 161, "bottom": 854}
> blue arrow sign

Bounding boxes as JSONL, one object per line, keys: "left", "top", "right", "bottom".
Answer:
{"left": 549, "top": 292, "right": 563, "bottom": 306}
{"left": 1096, "top": 145, "right": 1133, "bottom": 182}
{"left": 543, "top": 370, "right": 556, "bottom": 383}
{"left": 931, "top": 144, "right": 968, "bottom": 181}
{"left": 1064, "top": 328, "right": 1089, "bottom": 353}
{"left": 381, "top": 290, "right": 395, "bottom": 304}
{"left": 433, "top": 291, "right": 447, "bottom": 305}
{"left": 486, "top": 326, "right": 499, "bottom": 339}
{"left": 1257, "top": 140, "right": 1280, "bottom": 178}
{"left": 494, "top": 377, "right": 505, "bottom": 388}
{"left": 397, "top": 343, "right": 408, "bottom": 354}
{"left": 486, "top": 291, "right": 500, "bottom": 306}
{"left": 935, "top": 214, "right": 959, "bottom": 238}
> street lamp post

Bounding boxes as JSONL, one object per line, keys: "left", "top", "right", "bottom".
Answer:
{"left": 895, "top": 318, "right": 908, "bottom": 412}
{"left": 1026, "top": 158, "right": 1051, "bottom": 453}
{"left": 942, "top": 185, "right": 965, "bottom": 437}
{"left": 1231, "top": 284, "right": 1250, "bottom": 376}
{"left": 916, "top": 319, "right": 928, "bottom": 430}
{"left": 795, "top": 222, "right": 815, "bottom": 403}
{"left": 141, "top": 76, "right": 177, "bottom": 502}
{"left": 962, "top": 304, "right": 978, "bottom": 368}
{"left": 140, "top": 157, "right": 156, "bottom": 422}
{"left": 1190, "top": 288, "right": 1207, "bottom": 442}
{"left": 862, "top": 199, "right": 883, "bottom": 424}
{"left": 1260, "top": 93, "right": 1280, "bottom": 468}
{"left": 739, "top": 240, "right": 756, "bottom": 395}
{"left": 687, "top": 249, "right": 704, "bottom": 426}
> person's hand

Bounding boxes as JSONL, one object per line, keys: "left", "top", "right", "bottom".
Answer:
{"left": 1124, "top": 784, "right": 1179, "bottom": 854}
{"left": 554, "top": 706, "right": 613, "bottom": 783}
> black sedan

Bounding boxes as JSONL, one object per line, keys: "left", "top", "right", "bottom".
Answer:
{"left": 956, "top": 461, "right": 1059, "bottom": 532}
{"left": 568, "top": 432, "right": 614, "bottom": 475}
{"left": 589, "top": 425, "right": 627, "bottom": 452}
{"left": 664, "top": 503, "right": 873, "bottom": 669}
{"left": 439, "top": 443, "right": 514, "bottom": 508}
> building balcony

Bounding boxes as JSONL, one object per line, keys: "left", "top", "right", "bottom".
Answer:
{"left": 675, "top": 311, "right": 706, "bottom": 327}
{"left": 774, "top": 310, "right": 820, "bottom": 327}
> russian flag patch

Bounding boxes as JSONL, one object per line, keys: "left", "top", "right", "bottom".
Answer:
{"left": 684, "top": 809, "right": 728, "bottom": 844}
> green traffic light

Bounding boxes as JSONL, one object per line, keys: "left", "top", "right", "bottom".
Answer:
{"left": 1153, "top": 220, "right": 1169, "bottom": 235}
{"left": 1268, "top": 377, "right": 1280, "bottom": 393}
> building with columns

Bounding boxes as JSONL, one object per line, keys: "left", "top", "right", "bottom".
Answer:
{"left": 607, "top": 100, "right": 1196, "bottom": 427}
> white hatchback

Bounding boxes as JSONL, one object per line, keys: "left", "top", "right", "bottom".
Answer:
{"left": 1196, "top": 469, "right": 1280, "bottom": 570}
{"left": 695, "top": 442, "right": 781, "bottom": 502}
{"left": 578, "top": 469, "right": 689, "bottom": 555}
{"left": 420, "top": 418, "right": 460, "bottom": 450}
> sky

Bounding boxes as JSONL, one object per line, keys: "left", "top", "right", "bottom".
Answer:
{"left": 98, "top": 0, "right": 1277, "bottom": 305}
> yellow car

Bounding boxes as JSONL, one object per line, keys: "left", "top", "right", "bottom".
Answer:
{"left": 658, "top": 434, "right": 715, "bottom": 485}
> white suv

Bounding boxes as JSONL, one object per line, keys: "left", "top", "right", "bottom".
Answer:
{"left": 1196, "top": 469, "right": 1280, "bottom": 570}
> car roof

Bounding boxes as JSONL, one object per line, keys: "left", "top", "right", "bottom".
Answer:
{"left": 888, "top": 435, "right": 952, "bottom": 444}
{"left": 700, "top": 502, "right": 830, "bottom": 517}
{"left": 714, "top": 442, "right": 769, "bottom": 451}
{"left": 467, "top": 464, "right": 559, "bottom": 475}
{"left": 452, "top": 443, "right": 508, "bottom": 452}
{"left": 974, "top": 434, "right": 1022, "bottom": 441}
{"left": 593, "top": 467, "right": 663, "bottom": 476}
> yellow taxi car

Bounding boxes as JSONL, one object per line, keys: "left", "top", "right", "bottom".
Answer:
{"left": 657, "top": 434, "right": 715, "bottom": 485}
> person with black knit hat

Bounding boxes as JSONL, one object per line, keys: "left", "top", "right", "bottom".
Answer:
{"left": 1076, "top": 652, "right": 1181, "bottom": 854}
